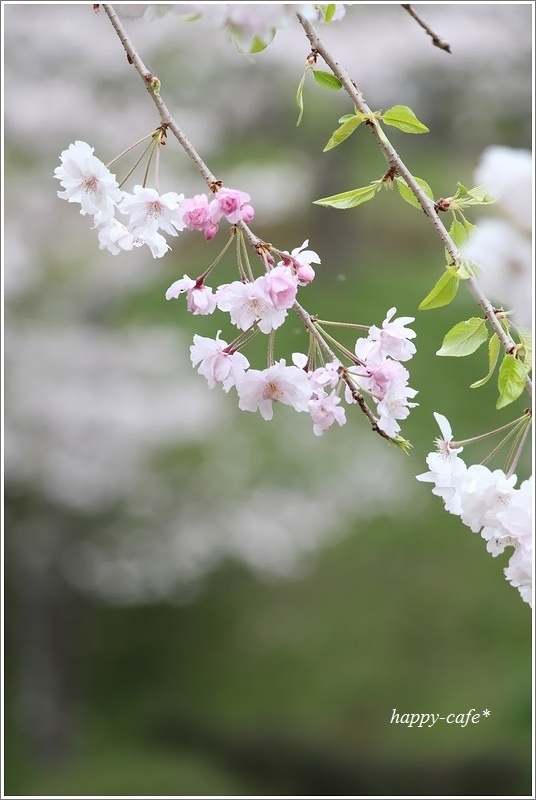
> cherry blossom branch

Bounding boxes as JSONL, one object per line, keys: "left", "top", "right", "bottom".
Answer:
{"left": 102, "top": 4, "right": 216, "bottom": 187}
{"left": 297, "top": 14, "right": 532, "bottom": 399}
{"left": 101, "top": 3, "right": 387, "bottom": 439}
{"left": 401, "top": 4, "right": 451, "bottom": 54}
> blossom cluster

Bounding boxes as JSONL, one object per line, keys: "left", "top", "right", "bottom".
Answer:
{"left": 345, "top": 309, "right": 418, "bottom": 437}
{"left": 417, "top": 414, "right": 532, "bottom": 607}
{"left": 55, "top": 140, "right": 418, "bottom": 439}
{"left": 54, "top": 140, "right": 254, "bottom": 258}
{"left": 118, "top": 3, "right": 346, "bottom": 52}
{"left": 174, "top": 275, "right": 418, "bottom": 437}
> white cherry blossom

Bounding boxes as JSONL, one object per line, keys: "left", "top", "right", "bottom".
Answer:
{"left": 235, "top": 360, "right": 312, "bottom": 421}
{"left": 55, "top": 140, "right": 122, "bottom": 223}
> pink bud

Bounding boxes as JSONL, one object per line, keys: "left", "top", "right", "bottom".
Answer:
{"left": 204, "top": 222, "right": 219, "bottom": 241}
{"left": 241, "top": 203, "right": 255, "bottom": 223}
{"left": 296, "top": 263, "right": 315, "bottom": 286}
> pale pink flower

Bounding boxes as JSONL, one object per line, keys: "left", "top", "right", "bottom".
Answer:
{"left": 119, "top": 185, "right": 185, "bottom": 237}
{"left": 368, "top": 307, "right": 417, "bottom": 362}
{"left": 166, "top": 275, "right": 216, "bottom": 315}
{"left": 216, "top": 278, "right": 287, "bottom": 333}
{"left": 353, "top": 336, "right": 383, "bottom": 368}
{"left": 235, "top": 360, "right": 312, "bottom": 420}
{"left": 97, "top": 218, "right": 169, "bottom": 258}
{"left": 496, "top": 476, "right": 533, "bottom": 542}
{"left": 376, "top": 374, "right": 418, "bottom": 437}
{"left": 280, "top": 239, "right": 321, "bottom": 286}
{"left": 459, "top": 465, "right": 517, "bottom": 536}
{"left": 97, "top": 218, "right": 136, "bottom": 255}
{"left": 55, "top": 140, "right": 122, "bottom": 223}
{"left": 308, "top": 391, "right": 346, "bottom": 436}
{"left": 310, "top": 360, "right": 342, "bottom": 391}
{"left": 504, "top": 539, "right": 532, "bottom": 607}
{"left": 132, "top": 229, "right": 170, "bottom": 259}
{"left": 263, "top": 266, "right": 298, "bottom": 310}
{"left": 190, "top": 331, "right": 249, "bottom": 392}
{"left": 416, "top": 414, "right": 467, "bottom": 514}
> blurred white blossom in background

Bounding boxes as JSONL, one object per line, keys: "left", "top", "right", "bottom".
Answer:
{"left": 461, "top": 146, "right": 532, "bottom": 327}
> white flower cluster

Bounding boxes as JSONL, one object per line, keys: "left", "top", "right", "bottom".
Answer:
{"left": 417, "top": 413, "right": 532, "bottom": 607}
{"left": 461, "top": 146, "right": 532, "bottom": 327}
{"left": 54, "top": 141, "right": 254, "bottom": 259}
{"left": 118, "top": 3, "right": 346, "bottom": 52}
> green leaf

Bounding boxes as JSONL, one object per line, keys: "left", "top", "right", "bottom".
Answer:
{"left": 470, "top": 334, "right": 500, "bottom": 388}
{"left": 324, "top": 4, "right": 337, "bottom": 23}
{"left": 447, "top": 254, "right": 478, "bottom": 281}
{"left": 395, "top": 176, "right": 434, "bottom": 209}
{"left": 324, "top": 115, "right": 364, "bottom": 151}
{"left": 296, "top": 69, "right": 308, "bottom": 127}
{"left": 313, "top": 183, "right": 380, "bottom": 209}
{"left": 454, "top": 259, "right": 478, "bottom": 280}
{"left": 382, "top": 104, "right": 429, "bottom": 134}
{"left": 313, "top": 70, "right": 342, "bottom": 90}
{"left": 496, "top": 355, "right": 528, "bottom": 409}
{"left": 178, "top": 13, "right": 204, "bottom": 22}
{"left": 452, "top": 182, "right": 495, "bottom": 209}
{"left": 436, "top": 317, "right": 488, "bottom": 357}
{"left": 249, "top": 34, "right": 271, "bottom": 53}
{"left": 449, "top": 219, "right": 470, "bottom": 248}
{"left": 517, "top": 327, "right": 533, "bottom": 367}
{"left": 338, "top": 113, "right": 355, "bottom": 123}
{"left": 418, "top": 271, "right": 459, "bottom": 310}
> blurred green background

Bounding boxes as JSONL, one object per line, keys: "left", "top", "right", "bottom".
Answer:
{"left": 3, "top": 3, "right": 532, "bottom": 797}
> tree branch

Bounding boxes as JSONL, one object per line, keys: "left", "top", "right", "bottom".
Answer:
{"left": 297, "top": 14, "right": 531, "bottom": 399}
{"left": 101, "top": 4, "right": 387, "bottom": 438}
{"left": 401, "top": 4, "right": 451, "bottom": 54}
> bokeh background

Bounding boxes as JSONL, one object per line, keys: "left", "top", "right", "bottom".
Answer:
{"left": 3, "top": 3, "right": 533, "bottom": 796}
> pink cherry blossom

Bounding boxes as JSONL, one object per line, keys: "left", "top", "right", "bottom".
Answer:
{"left": 368, "top": 307, "right": 417, "bottom": 362}
{"left": 375, "top": 373, "right": 418, "bottom": 437}
{"left": 310, "top": 360, "right": 342, "bottom": 391}
{"left": 119, "top": 185, "right": 185, "bottom": 237}
{"left": 190, "top": 331, "right": 249, "bottom": 392}
{"left": 216, "top": 278, "right": 287, "bottom": 333}
{"left": 166, "top": 275, "right": 216, "bottom": 315}
{"left": 280, "top": 239, "right": 321, "bottom": 286}
{"left": 263, "top": 265, "right": 298, "bottom": 310}
{"left": 55, "top": 140, "right": 122, "bottom": 223}
{"left": 235, "top": 360, "right": 312, "bottom": 420}
{"left": 181, "top": 194, "right": 212, "bottom": 231}
{"left": 209, "top": 187, "right": 253, "bottom": 225}
{"left": 308, "top": 391, "right": 346, "bottom": 436}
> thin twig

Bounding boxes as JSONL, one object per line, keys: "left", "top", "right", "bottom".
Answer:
{"left": 296, "top": 14, "right": 531, "bottom": 399}
{"left": 100, "top": 3, "right": 386, "bottom": 438}
{"left": 401, "top": 4, "right": 451, "bottom": 54}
